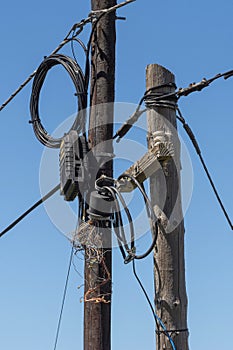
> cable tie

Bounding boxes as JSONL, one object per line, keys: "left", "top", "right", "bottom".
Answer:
{"left": 114, "top": 109, "right": 146, "bottom": 142}
{"left": 90, "top": 0, "right": 136, "bottom": 16}
{"left": 74, "top": 91, "right": 88, "bottom": 96}
{"left": 28, "top": 118, "right": 40, "bottom": 124}
{"left": 124, "top": 252, "right": 136, "bottom": 264}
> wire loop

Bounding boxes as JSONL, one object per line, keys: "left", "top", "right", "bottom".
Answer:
{"left": 30, "top": 54, "right": 87, "bottom": 148}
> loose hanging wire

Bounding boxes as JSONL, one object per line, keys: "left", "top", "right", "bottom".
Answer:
{"left": 53, "top": 246, "right": 74, "bottom": 350}
{"left": 102, "top": 185, "right": 130, "bottom": 258}
{"left": 97, "top": 176, "right": 177, "bottom": 348}
{"left": 95, "top": 176, "right": 159, "bottom": 262}
{"left": 132, "top": 259, "right": 177, "bottom": 350}
{"left": 117, "top": 173, "right": 159, "bottom": 260}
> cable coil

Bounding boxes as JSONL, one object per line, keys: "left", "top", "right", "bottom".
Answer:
{"left": 30, "top": 54, "right": 87, "bottom": 148}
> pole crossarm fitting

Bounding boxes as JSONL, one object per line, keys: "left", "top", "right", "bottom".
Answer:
{"left": 72, "top": 1, "right": 134, "bottom": 34}
{"left": 117, "top": 131, "right": 174, "bottom": 192}
{"left": 89, "top": 0, "right": 136, "bottom": 16}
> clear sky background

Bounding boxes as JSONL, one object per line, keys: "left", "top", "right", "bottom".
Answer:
{"left": 0, "top": 1, "right": 233, "bottom": 349}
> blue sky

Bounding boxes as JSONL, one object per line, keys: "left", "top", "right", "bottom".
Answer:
{"left": 0, "top": 1, "right": 233, "bottom": 349}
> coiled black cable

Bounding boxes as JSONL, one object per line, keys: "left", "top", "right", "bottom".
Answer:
{"left": 30, "top": 54, "right": 87, "bottom": 148}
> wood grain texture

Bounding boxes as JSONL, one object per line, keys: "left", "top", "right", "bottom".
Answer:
{"left": 146, "top": 64, "right": 189, "bottom": 350}
{"left": 84, "top": 1, "right": 116, "bottom": 350}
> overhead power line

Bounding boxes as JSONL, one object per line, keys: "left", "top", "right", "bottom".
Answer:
{"left": 114, "top": 68, "right": 233, "bottom": 142}
{"left": 113, "top": 75, "right": 233, "bottom": 231}
{"left": 176, "top": 107, "right": 233, "bottom": 230}
{"left": 0, "top": 184, "right": 60, "bottom": 238}
{"left": 0, "top": 0, "right": 135, "bottom": 113}
{"left": 0, "top": 0, "right": 136, "bottom": 240}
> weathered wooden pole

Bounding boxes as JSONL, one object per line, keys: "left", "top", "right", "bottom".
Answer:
{"left": 146, "top": 64, "right": 189, "bottom": 350}
{"left": 84, "top": 1, "right": 116, "bottom": 349}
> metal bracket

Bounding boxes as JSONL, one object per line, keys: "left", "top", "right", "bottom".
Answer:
{"left": 148, "top": 131, "right": 174, "bottom": 161}
{"left": 117, "top": 131, "right": 174, "bottom": 192}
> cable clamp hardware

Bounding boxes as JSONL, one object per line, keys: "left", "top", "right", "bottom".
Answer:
{"left": 28, "top": 118, "right": 40, "bottom": 124}
{"left": 149, "top": 131, "right": 174, "bottom": 162}
{"left": 124, "top": 248, "right": 136, "bottom": 264}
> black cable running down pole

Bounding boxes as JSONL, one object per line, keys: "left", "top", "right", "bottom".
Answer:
{"left": 132, "top": 260, "right": 176, "bottom": 350}
{"left": 0, "top": 184, "right": 60, "bottom": 238}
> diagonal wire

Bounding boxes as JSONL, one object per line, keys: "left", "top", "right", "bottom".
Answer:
{"left": 176, "top": 107, "right": 233, "bottom": 230}
{"left": 113, "top": 68, "right": 233, "bottom": 142}
{"left": 0, "top": 0, "right": 135, "bottom": 113}
{"left": 53, "top": 246, "right": 74, "bottom": 350}
{"left": 0, "top": 36, "right": 74, "bottom": 112}
{"left": 132, "top": 260, "right": 176, "bottom": 350}
{"left": 0, "top": 184, "right": 60, "bottom": 238}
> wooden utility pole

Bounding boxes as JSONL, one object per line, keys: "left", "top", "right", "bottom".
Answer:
{"left": 146, "top": 64, "right": 189, "bottom": 350}
{"left": 84, "top": 1, "right": 116, "bottom": 350}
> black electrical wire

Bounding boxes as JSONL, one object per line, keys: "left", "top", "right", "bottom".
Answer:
{"left": 132, "top": 260, "right": 159, "bottom": 328}
{"left": 53, "top": 246, "right": 74, "bottom": 350}
{"left": 113, "top": 83, "right": 177, "bottom": 142}
{"left": 113, "top": 213, "right": 127, "bottom": 260}
{"left": 95, "top": 178, "right": 135, "bottom": 259}
{"left": 30, "top": 54, "right": 87, "bottom": 148}
{"left": 0, "top": 1, "right": 133, "bottom": 113}
{"left": 141, "top": 182, "right": 156, "bottom": 238}
{"left": 103, "top": 185, "right": 130, "bottom": 254}
{"left": 83, "top": 0, "right": 136, "bottom": 89}
{"left": 71, "top": 35, "right": 87, "bottom": 65}
{"left": 118, "top": 173, "right": 159, "bottom": 260}
{"left": 30, "top": 1, "right": 126, "bottom": 149}
{"left": 0, "top": 184, "right": 60, "bottom": 238}
{"left": 0, "top": 18, "right": 91, "bottom": 113}
{"left": 96, "top": 174, "right": 159, "bottom": 262}
{"left": 132, "top": 259, "right": 177, "bottom": 350}
{"left": 113, "top": 69, "right": 233, "bottom": 142}
{"left": 111, "top": 187, "right": 135, "bottom": 251}
{"left": 176, "top": 107, "right": 233, "bottom": 230}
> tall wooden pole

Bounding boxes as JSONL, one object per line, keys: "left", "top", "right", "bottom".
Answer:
{"left": 84, "top": 1, "right": 116, "bottom": 350}
{"left": 146, "top": 64, "right": 189, "bottom": 350}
